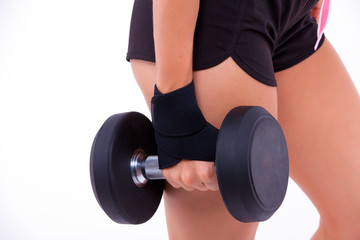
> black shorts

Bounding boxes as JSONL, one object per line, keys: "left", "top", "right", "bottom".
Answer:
{"left": 126, "top": 0, "right": 325, "bottom": 86}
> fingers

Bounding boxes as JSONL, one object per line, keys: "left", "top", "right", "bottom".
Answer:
{"left": 311, "top": 0, "right": 324, "bottom": 23}
{"left": 162, "top": 160, "right": 218, "bottom": 192}
{"left": 162, "top": 163, "right": 195, "bottom": 191}
{"left": 195, "top": 161, "right": 219, "bottom": 191}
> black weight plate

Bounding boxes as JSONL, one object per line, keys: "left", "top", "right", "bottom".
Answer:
{"left": 90, "top": 112, "right": 164, "bottom": 224}
{"left": 215, "top": 106, "right": 289, "bottom": 222}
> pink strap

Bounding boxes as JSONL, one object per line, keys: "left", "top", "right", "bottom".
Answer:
{"left": 314, "top": 0, "right": 331, "bottom": 51}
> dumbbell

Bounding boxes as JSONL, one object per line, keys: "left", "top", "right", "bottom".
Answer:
{"left": 90, "top": 106, "right": 289, "bottom": 224}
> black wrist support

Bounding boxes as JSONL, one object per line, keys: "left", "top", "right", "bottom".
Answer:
{"left": 151, "top": 81, "right": 219, "bottom": 169}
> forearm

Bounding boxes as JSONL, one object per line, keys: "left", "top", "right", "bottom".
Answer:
{"left": 153, "top": 0, "right": 199, "bottom": 93}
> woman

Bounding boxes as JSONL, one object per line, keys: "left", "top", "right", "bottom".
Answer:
{"left": 126, "top": 0, "right": 360, "bottom": 239}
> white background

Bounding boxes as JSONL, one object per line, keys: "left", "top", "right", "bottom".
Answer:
{"left": 0, "top": 0, "right": 359, "bottom": 239}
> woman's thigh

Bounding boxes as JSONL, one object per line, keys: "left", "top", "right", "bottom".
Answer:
{"left": 276, "top": 39, "right": 360, "bottom": 238}
{"left": 131, "top": 57, "right": 277, "bottom": 240}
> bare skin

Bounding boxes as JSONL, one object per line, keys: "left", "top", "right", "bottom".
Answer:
{"left": 311, "top": 0, "right": 325, "bottom": 23}
{"left": 276, "top": 40, "right": 360, "bottom": 240}
{"left": 130, "top": 0, "right": 360, "bottom": 239}
{"left": 131, "top": 57, "right": 272, "bottom": 240}
{"left": 132, "top": 39, "right": 360, "bottom": 240}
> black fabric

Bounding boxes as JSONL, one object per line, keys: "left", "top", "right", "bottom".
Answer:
{"left": 151, "top": 83, "right": 206, "bottom": 136}
{"left": 126, "top": 0, "right": 325, "bottom": 86}
{"left": 151, "top": 81, "right": 219, "bottom": 169}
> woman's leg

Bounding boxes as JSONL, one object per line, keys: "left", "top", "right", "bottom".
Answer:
{"left": 276, "top": 39, "right": 360, "bottom": 239}
{"left": 131, "top": 57, "right": 277, "bottom": 240}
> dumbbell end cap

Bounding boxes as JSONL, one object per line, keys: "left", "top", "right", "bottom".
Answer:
{"left": 216, "top": 106, "right": 289, "bottom": 222}
{"left": 90, "top": 112, "right": 164, "bottom": 224}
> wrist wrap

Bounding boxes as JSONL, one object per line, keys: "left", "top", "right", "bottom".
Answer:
{"left": 151, "top": 81, "right": 219, "bottom": 169}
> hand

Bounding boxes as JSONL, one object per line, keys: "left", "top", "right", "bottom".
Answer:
{"left": 162, "top": 160, "right": 219, "bottom": 192}
{"left": 311, "top": 0, "right": 324, "bottom": 23}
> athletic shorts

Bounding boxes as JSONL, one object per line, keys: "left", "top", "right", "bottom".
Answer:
{"left": 126, "top": 0, "right": 325, "bottom": 86}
